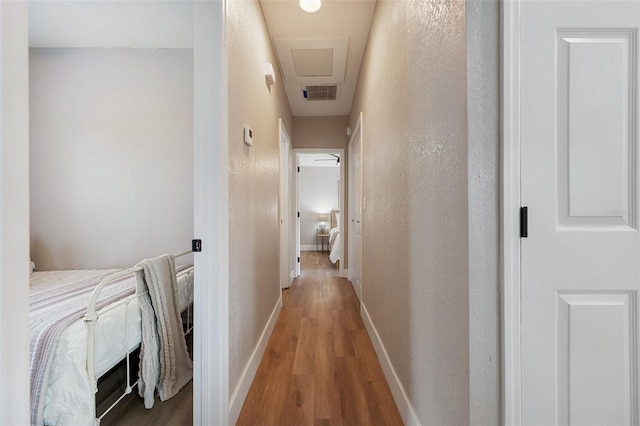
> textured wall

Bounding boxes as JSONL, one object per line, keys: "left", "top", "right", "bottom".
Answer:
{"left": 349, "top": 0, "right": 469, "bottom": 423}
{"left": 227, "top": 0, "right": 293, "bottom": 396}
{"left": 467, "top": 1, "right": 501, "bottom": 424}
{"left": 29, "top": 48, "right": 194, "bottom": 270}
{"left": 292, "top": 116, "right": 350, "bottom": 149}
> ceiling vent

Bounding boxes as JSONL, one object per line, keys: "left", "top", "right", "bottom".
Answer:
{"left": 303, "top": 85, "right": 339, "bottom": 101}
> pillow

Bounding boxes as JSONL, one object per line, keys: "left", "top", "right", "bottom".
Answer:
{"left": 334, "top": 212, "right": 340, "bottom": 228}
{"left": 30, "top": 259, "right": 36, "bottom": 273}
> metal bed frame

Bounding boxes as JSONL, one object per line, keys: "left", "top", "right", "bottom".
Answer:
{"left": 83, "top": 250, "right": 194, "bottom": 424}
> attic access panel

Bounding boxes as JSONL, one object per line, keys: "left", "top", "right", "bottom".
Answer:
{"left": 274, "top": 37, "right": 349, "bottom": 84}
{"left": 291, "top": 48, "right": 333, "bottom": 77}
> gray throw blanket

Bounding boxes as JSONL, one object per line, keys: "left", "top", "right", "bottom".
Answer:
{"left": 135, "top": 255, "right": 193, "bottom": 408}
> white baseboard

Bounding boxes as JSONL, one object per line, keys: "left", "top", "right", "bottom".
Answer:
{"left": 228, "top": 294, "right": 282, "bottom": 424}
{"left": 300, "top": 245, "right": 318, "bottom": 251}
{"left": 339, "top": 267, "right": 348, "bottom": 278}
{"left": 361, "top": 303, "right": 421, "bottom": 425}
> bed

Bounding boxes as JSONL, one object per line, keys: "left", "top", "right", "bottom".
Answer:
{"left": 29, "top": 252, "right": 194, "bottom": 425}
{"left": 329, "top": 209, "right": 341, "bottom": 268}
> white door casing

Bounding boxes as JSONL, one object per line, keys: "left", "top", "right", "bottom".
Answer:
{"left": 348, "top": 113, "right": 363, "bottom": 302}
{"left": 193, "top": 1, "right": 229, "bottom": 424}
{"left": 294, "top": 148, "right": 345, "bottom": 276}
{"left": 504, "top": 1, "right": 640, "bottom": 424}
{"left": 279, "top": 119, "right": 291, "bottom": 289}
{"left": 295, "top": 154, "right": 301, "bottom": 277}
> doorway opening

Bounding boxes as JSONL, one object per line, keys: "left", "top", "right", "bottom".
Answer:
{"left": 294, "top": 149, "right": 345, "bottom": 278}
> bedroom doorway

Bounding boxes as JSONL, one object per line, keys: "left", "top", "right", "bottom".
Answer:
{"left": 294, "top": 149, "right": 345, "bottom": 278}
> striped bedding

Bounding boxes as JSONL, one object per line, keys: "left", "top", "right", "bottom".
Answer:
{"left": 29, "top": 265, "right": 194, "bottom": 425}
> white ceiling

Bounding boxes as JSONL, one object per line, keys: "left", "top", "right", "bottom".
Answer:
{"left": 260, "top": 0, "right": 376, "bottom": 116}
{"left": 28, "top": 1, "right": 193, "bottom": 48}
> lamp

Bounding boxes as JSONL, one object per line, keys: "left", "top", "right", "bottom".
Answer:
{"left": 317, "top": 214, "right": 328, "bottom": 232}
{"left": 299, "top": 0, "right": 321, "bottom": 13}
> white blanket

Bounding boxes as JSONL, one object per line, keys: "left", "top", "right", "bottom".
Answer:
{"left": 33, "top": 267, "right": 193, "bottom": 425}
{"left": 135, "top": 255, "right": 193, "bottom": 408}
{"left": 329, "top": 228, "right": 341, "bottom": 264}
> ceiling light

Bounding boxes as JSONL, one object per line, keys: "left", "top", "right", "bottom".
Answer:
{"left": 299, "top": 0, "right": 321, "bottom": 13}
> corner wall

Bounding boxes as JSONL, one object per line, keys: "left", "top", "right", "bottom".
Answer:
{"left": 467, "top": 1, "right": 501, "bottom": 424}
{"left": 349, "top": 1, "right": 469, "bottom": 424}
{"left": 227, "top": 0, "right": 293, "bottom": 417}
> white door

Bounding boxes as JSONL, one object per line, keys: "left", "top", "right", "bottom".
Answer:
{"left": 295, "top": 156, "right": 301, "bottom": 277}
{"left": 349, "top": 117, "right": 362, "bottom": 301}
{"left": 279, "top": 119, "right": 291, "bottom": 289}
{"left": 520, "top": 1, "right": 640, "bottom": 424}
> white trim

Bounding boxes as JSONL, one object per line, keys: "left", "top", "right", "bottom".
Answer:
{"left": 279, "top": 119, "right": 292, "bottom": 289}
{"left": 347, "top": 113, "right": 363, "bottom": 299}
{"left": 193, "top": 1, "right": 229, "bottom": 425}
{"left": 501, "top": 0, "right": 522, "bottom": 424}
{"left": 361, "top": 303, "right": 420, "bottom": 425}
{"left": 300, "top": 245, "right": 320, "bottom": 251}
{"left": 0, "top": 2, "right": 30, "bottom": 424}
{"left": 228, "top": 295, "right": 282, "bottom": 424}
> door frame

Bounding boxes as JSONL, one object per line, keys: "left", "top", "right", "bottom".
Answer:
{"left": 0, "top": 2, "right": 30, "bottom": 423}
{"left": 347, "top": 113, "right": 363, "bottom": 300}
{"left": 294, "top": 148, "right": 345, "bottom": 278}
{"left": 279, "top": 119, "right": 292, "bottom": 289}
{"left": 502, "top": 0, "right": 523, "bottom": 424}
{"left": 193, "top": 1, "right": 228, "bottom": 425}
{"left": 0, "top": 2, "right": 231, "bottom": 424}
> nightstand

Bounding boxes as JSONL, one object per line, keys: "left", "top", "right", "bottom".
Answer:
{"left": 316, "top": 231, "right": 329, "bottom": 252}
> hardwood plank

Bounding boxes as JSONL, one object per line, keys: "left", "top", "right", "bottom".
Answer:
{"left": 332, "top": 309, "right": 355, "bottom": 357}
{"left": 283, "top": 374, "right": 315, "bottom": 425}
{"left": 334, "top": 356, "right": 371, "bottom": 425}
{"left": 101, "top": 380, "right": 192, "bottom": 426}
{"left": 292, "top": 317, "right": 318, "bottom": 375}
{"left": 314, "top": 326, "right": 341, "bottom": 421}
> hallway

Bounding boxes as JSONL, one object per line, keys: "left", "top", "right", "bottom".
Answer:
{"left": 236, "top": 251, "right": 403, "bottom": 425}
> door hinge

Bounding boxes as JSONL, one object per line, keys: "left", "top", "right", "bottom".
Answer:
{"left": 192, "top": 239, "right": 202, "bottom": 252}
{"left": 520, "top": 207, "right": 528, "bottom": 238}
{"left": 297, "top": 166, "right": 300, "bottom": 172}
{"left": 297, "top": 256, "right": 300, "bottom": 263}
{"left": 297, "top": 211, "right": 300, "bottom": 218}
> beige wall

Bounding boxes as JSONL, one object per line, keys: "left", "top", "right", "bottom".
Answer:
{"left": 29, "top": 48, "right": 194, "bottom": 270}
{"left": 349, "top": 1, "right": 469, "bottom": 424}
{"left": 292, "top": 116, "right": 349, "bottom": 149}
{"left": 227, "top": 0, "right": 293, "bottom": 401}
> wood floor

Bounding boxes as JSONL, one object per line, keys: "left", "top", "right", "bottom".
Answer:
{"left": 102, "top": 250, "right": 402, "bottom": 425}
{"left": 236, "top": 250, "right": 403, "bottom": 425}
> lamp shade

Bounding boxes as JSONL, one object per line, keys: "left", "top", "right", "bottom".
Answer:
{"left": 317, "top": 214, "right": 328, "bottom": 222}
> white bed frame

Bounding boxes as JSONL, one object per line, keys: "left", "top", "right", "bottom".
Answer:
{"left": 83, "top": 250, "right": 194, "bottom": 424}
